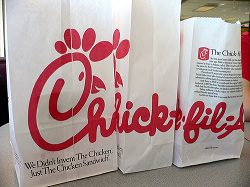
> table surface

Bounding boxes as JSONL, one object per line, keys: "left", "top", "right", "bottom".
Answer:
{"left": 1, "top": 123, "right": 250, "bottom": 187}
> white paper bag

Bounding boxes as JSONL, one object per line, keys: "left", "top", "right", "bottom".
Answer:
{"left": 5, "top": 1, "right": 130, "bottom": 186}
{"left": 173, "top": 18, "right": 244, "bottom": 167}
{"left": 116, "top": 0, "right": 181, "bottom": 173}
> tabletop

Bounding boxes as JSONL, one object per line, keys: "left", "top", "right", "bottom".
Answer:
{"left": 1, "top": 123, "right": 250, "bottom": 187}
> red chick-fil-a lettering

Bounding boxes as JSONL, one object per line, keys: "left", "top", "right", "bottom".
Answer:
{"left": 28, "top": 28, "right": 244, "bottom": 152}
{"left": 182, "top": 101, "right": 244, "bottom": 144}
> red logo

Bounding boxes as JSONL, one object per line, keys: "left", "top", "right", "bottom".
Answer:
{"left": 198, "top": 47, "right": 210, "bottom": 60}
{"left": 28, "top": 29, "right": 242, "bottom": 151}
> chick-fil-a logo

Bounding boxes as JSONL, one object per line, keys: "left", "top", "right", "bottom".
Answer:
{"left": 28, "top": 28, "right": 243, "bottom": 152}
{"left": 175, "top": 99, "right": 244, "bottom": 144}
{"left": 198, "top": 47, "right": 210, "bottom": 61}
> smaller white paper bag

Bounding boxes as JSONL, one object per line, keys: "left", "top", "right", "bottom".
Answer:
{"left": 173, "top": 18, "right": 244, "bottom": 167}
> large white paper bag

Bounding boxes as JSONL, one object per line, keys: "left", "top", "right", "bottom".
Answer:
{"left": 116, "top": 0, "right": 181, "bottom": 173}
{"left": 5, "top": 1, "right": 131, "bottom": 186}
{"left": 173, "top": 18, "right": 244, "bottom": 167}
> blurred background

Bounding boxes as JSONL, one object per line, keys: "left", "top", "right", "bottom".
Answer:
{"left": 0, "top": 0, "right": 250, "bottom": 126}
{"left": 181, "top": 0, "right": 250, "bottom": 31}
